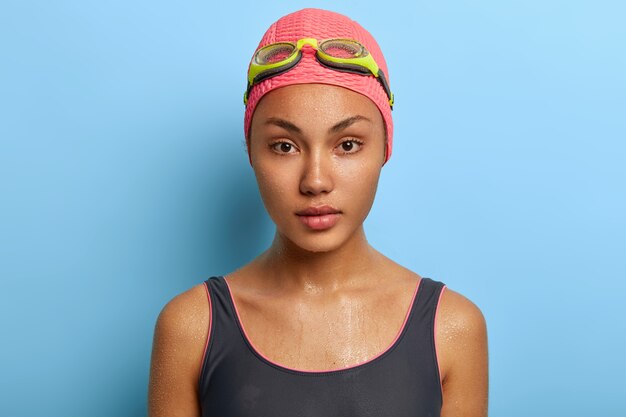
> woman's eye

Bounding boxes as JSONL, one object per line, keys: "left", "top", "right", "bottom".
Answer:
{"left": 339, "top": 140, "right": 362, "bottom": 153}
{"left": 271, "top": 141, "right": 296, "bottom": 154}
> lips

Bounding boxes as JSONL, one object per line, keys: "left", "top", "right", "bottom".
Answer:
{"left": 296, "top": 205, "right": 341, "bottom": 216}
{"left": 296, "top": 205, "right": 342, "bottom": 230}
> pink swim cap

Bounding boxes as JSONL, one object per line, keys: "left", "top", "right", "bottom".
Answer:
{"left": 243, "top": 8, "right": 394, "bottom": 164}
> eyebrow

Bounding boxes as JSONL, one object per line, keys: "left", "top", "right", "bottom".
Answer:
{"left": 264, "top": 115, "right": 372, "bottom": 135}
{"left": 265, "top": 118, "right": 302, "bottom": 134}
{"left": 329, "top": 115, "right": 372, "bottom": 134}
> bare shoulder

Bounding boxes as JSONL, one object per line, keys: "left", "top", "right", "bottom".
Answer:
{"left": 438, "top": 287, "right": 487, "bottom": 340}
{"left": 148, "top": 283, "right": 211, "bottom": 417}
{"left": 436, "top": 287, "right": 489, "bottom": 417}
{"left": 155, "top": 283, "right": 210, "bottom": 339}
{"left": 151, "top": 283, "right": 211, "bottom": 376}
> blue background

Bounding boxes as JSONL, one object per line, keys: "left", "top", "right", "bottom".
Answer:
{"left": 1, "top": 1, "right": 624, "bottom": 416}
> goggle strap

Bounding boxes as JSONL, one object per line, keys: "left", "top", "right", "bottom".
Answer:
{"left": 376, "top": 69, "right": 394, "bottom": 109}
{"left": 317, "top": 60, "right": 394, "bottom": 108}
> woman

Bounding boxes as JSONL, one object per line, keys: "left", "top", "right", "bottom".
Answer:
{"left": 148, "top": 8, "right": 488, "bottom": 417}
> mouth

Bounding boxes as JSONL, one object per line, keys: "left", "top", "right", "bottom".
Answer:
{"left": 295, "top": 205, "right": 342, "bottom": 231}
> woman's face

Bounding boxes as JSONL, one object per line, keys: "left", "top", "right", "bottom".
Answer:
{"left": 248, "top": 83, "right": 387, "bottom": 253}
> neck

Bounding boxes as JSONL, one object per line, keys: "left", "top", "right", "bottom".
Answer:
{"left": 257, "top": 226, "right": 381, "bottom": 293}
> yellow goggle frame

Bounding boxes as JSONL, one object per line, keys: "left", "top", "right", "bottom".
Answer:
{"left": 244, "top": 38, "right": 394, "bottom": 109}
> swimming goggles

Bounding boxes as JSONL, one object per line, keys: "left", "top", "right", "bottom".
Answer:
{"left": 244, "top": 38, "right": 394, "bottom": 109}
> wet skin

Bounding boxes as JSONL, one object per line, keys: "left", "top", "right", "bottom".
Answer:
{"left": 247, "top": 83, "right": 386, "bottom": 256}
{"left": 148, "top": 84, "right": 489, "bottom": 417}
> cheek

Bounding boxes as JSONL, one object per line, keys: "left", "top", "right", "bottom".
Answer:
{"left": 253, "top": 163, "right": 294, "bottom": 215}
{"left": 337, "top": 159, "right": 382, "bottom": 213}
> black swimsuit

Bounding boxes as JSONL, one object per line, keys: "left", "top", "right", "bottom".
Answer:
{"left": 198, "top": 275, "right": 446, "bottom": 417}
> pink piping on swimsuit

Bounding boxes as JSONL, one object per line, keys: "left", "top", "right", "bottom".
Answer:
{"left": 198, "top": 282, "right": 213, "bottom": 385}
{"left": 221, "top": 276, "right": 422, "bottom": 374}
{"left": 434, "top": 285, "right": 447, "bottom": 401}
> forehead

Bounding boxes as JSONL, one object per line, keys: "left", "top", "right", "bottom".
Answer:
{"left": 251, "top": 83, "right": 384, "bottom": 128}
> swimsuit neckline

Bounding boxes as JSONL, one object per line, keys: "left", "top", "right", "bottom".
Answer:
{"left": 220, "top": 275, "right": 422, "bottom": 375}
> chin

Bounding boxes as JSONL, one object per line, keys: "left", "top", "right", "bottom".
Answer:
{"left": 297, "top": 239, "right": 342, "bottom": 254}
{"left": 277, "top": 226, "right": 351, "bottom": 254}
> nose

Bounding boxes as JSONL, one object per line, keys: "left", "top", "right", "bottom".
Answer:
{"left": 299, "top": 149, "right": 334, "bottom": 196}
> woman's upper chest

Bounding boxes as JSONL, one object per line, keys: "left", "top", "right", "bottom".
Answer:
{"left": 224, "top": 274, "right": 420, "bottom": 371}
